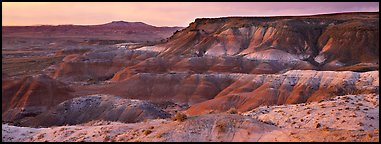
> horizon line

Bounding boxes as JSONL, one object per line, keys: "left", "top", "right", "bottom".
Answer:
{"left": 2, "top": 11, "right": 378, "bottom": 27}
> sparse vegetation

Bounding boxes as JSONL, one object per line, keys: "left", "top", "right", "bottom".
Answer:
{"left": 227, "top": 108, "right": 238, "bottom": 114}
{"left": 104, "top": 136, "right": 111, "bottom": 141}
{"left": 367, "top": 134, "right": 373, "bottom": 138}
{"left": 171, "top": 112, "right": 187, "bottom": 122}
{"left": 215, "top": 123, "right": 226, "bottom": 132}
{"left": 143, "top": 129, "right": 152, "bottom": 135}
{"left": 37, "top": 133, "right": 45, "bottom": 139}
{"left": 316, "top": 123, "right": 322, "bottom": 128}
{"left": 155, "top": 133, "right": 164, "bottom": 138}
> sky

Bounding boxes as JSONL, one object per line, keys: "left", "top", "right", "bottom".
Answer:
{"left": 2, "top": 2, "right": 379, "bottom": 27}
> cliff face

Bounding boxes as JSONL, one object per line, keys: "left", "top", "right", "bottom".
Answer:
{"left": 156, "top": 12, "right": 379, "bottom": 70}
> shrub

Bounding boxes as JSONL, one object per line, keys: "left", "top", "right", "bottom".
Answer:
{"left": 227, "top": 108, "right": 238, "bottom": 114}
{"left": 171, "top": 112, "right": 187, "bottom": 122}
{"left": 155, "top": 133, "right": 163, "bottom": 138}
{"left": 368, "top": 134, "right": 373, "bottom": 138}
{"left": 316, "top": 123, "right": 322, "bottom": 128}
{"left": 215, "top": 123, "right": 225, "bottom": 132}
{"left": 104, "top": 136, "right": 111, "bottom": 141}
{"left": 37, "top": 133, "right": 45, "bottom": 139}
{"left": 143, "top": 130, "right": 152, "bottom": 135}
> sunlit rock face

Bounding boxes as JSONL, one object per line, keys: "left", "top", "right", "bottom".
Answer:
{"left": 155, "top": 12, "right": 378, "bottom": 71}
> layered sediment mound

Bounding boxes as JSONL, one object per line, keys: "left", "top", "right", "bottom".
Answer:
{"left": 152, "top": 12, "right": 378, "bottom": 70}
{"left": 2, "top": 74, "right": 75, "bottom": 122}
{"left": 111, "top": 55, "right": 316, "bottom": 81}
{"left": 185, "top": 70, "right": 379, "bottom": 115}
{"left": 104, "top": 73, "right": 236, "bottom": 104}
{"left": 53, "top": 50, "right": 315, "bottom": 83}
{"left": 17, "top": 95, "right": 171, "bottom": 127}
{"left": 52, "top": 49, "right": 159, "bottom": 82}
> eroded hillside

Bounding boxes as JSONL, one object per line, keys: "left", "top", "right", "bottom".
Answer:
{"left": 2, "top": 12, "right": 379, "bottom": 142}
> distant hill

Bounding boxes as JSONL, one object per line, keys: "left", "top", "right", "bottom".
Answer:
{"left": 2, "top": 21, "right": 184, "bottom": 42}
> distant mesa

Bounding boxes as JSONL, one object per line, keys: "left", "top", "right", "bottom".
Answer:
{"left": 100, "top": 21, "right": 153, "bottom": 27}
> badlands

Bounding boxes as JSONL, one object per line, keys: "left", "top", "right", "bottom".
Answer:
{"left": 2, "top": 12, "right": 379, "bottom": 142}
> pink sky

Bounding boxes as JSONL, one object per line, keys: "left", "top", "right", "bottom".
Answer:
{"left": 2, "top": 2, "right": 379, "bottom": 27}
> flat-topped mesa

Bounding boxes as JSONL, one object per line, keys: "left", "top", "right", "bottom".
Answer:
{"left": 100, "top": 21, "right": 153, "bottom": 27}
{"left": 155, "top": 12, "right": 379, "bottom": 71}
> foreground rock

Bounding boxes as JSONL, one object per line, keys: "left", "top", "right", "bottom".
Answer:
{"left": 3, "top": 93, "right": 378, "bottom": 142}
{"left": 244, "top": 94, "right": 379, "bottom": 131}
{"left": 2, "top": 113, "right": 378, "bottom": 142}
